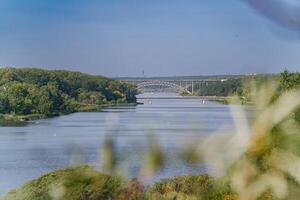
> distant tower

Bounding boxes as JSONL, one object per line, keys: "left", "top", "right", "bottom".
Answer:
{"left": 142, "top": 70, "right": 145, "bottom": 78}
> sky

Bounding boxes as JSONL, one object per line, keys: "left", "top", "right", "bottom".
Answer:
{"left": 0, "top": 0, "right": 299, "bottom": 77}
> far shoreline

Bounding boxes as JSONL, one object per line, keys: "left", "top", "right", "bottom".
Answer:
{"left": 0, "top": 102, "right": 140, "bottom": 126}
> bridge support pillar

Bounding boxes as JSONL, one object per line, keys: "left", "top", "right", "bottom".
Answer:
{"left": 192, "top": 81, "right": 194, "bottom": 94}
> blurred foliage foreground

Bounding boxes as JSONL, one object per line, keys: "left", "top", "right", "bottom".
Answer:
{"left": 2, "top": 71, "right": 300, "bottom": 200}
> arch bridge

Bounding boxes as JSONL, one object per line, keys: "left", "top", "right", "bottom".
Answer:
{"left": 117, "top": 77, "right": 230, "bottom": 95}
{"left": 136, "top": 80, "right": 193, "bottom": 94}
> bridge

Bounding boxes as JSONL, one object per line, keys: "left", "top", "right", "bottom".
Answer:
{"left": 117, "top": 77, "right": 229, "bottom": 94}
{"left": 137, "top": 96, "right": 230, "bottom": 100}
{"left": 134, "top": 80, "right": 195, "bottom": 94}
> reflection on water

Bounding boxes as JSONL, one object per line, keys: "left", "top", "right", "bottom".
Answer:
{"left": 0, "top": 120, "right": 29, "bottom": 127}
{"left": 0, "top": 93, "right": 247, "bottom": 195}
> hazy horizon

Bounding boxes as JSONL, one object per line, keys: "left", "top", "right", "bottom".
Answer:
{"left": 0, "top": 65, "right": 280, "bottom": 78}
{"left": 1, "top": 0, "right": 299, "bottom": 77}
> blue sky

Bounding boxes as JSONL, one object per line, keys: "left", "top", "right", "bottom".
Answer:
{"left": 0, "top": 0, "right": 299, "bottom": 76}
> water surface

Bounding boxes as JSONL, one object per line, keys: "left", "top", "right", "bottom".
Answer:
{"left": 0, "top": 93, "right": 246, "bottom": 195}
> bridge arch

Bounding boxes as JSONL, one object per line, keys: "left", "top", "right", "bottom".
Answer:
{"left": 137, "top": 81, "right": 192, "bottom": 94}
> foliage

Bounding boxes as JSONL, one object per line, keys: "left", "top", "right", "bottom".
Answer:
{"left": 279, "top": 70, "right": 300, "bottom": 91}
{"left": 190, "top": 75, "right": 276, "bottom": 98}
{"left": 2, "top": 166, "right": 123, "bottom": 200}
{"left": 198, "top": 78, "right": 300, "bottom": 200}
{"left": 2, "top": 166, "right": 235, "bottom": 200}
{"left": 0, "top": 68, "right": 137, "bottom": 117}
{"left": 149, "top": 175, "right": 235, "bottom": 200}
{"left": 279, "top": 70, "right": 300, "bottom": 123}
{"left": 192, "top": 79, "right": 243, "bottom": 97}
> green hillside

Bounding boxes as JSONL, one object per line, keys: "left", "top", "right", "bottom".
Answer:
{"left": 0, "top": 68, "right": 137, "bottom": 121}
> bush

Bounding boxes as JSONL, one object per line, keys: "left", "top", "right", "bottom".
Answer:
{"left": 2, "top": 166, "right": 123, "bottom": 200}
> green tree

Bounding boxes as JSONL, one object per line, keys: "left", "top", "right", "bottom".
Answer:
{"left": 0, "top": 67, "right": 138, "bottom": 117}
{"left": 0, "top": 88, "right": 10, "bottom": 114}
{"left": 78, "top": 90, "right": 107, "bottom": 105}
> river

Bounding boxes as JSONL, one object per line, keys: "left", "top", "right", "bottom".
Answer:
{"left": 0, "top": 93, "right": 248, "bottom": 195}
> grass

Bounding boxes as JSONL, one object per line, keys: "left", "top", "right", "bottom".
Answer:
{"left": 149, "top": 175, "right": 236, "bottom": 200}
{"left": 0, "top": 114, "right": 43, "bottom": 126}
{"left": 1, "top": 165, "right": 238, "bottom": 200}
{"left": 2, "top": 166, "right": 123, "bottom": 200}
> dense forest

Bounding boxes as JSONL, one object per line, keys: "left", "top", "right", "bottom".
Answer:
{"left": 190, "top": 71, "right": 300, "bottom": 98}
{"left": 279, "top": 70, "right": 300, "bottom": 91}
{"left": 0, "top": 68, "right": 137, "bottom": 118}
{"left": 191, "top": 78, "right": 244, "bottom": 96}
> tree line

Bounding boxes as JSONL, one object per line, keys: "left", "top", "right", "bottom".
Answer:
{"left": 0, "top": 68, "right": 138, "bottom": 117}
{"left": 191, "top": 71, "right": 300, "bottom": 98}
{"left": 279, "top": 70, "right": 300, "bottom": 123}
{"left": 191, "top": 79, "right": 244, "bottom": 96}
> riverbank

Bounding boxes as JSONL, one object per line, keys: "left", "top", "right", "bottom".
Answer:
{"left": 180, "top": 93, "right": 253, "bottom": 105}
{"left": 180, "top": 94, "right": 235, "bottom": 105}
{"left": 0, "top": 68, "right": 138, "bottom": 125}
{"left": 0, "top": 102, "right": 139, "bottom": 126}
{"left": 0, "top": 114, "right": 45, "bottom": 126}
